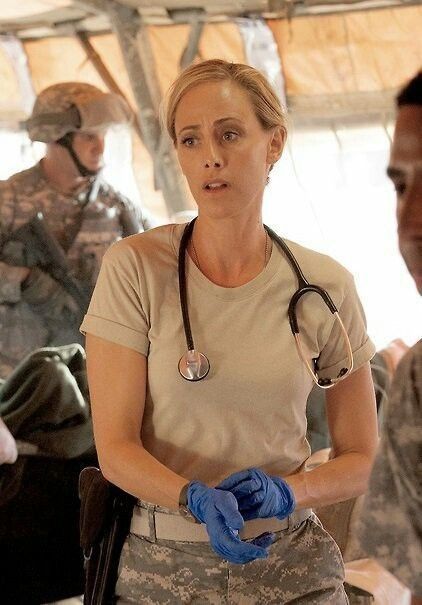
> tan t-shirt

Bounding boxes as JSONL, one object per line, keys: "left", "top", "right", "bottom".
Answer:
{"left": 81, "top": 223, "right": 375, "bottom": 485}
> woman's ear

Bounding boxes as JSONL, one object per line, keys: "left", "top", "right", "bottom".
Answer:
{"left": 267, "top": 126, "right": 287, "bottom": 165}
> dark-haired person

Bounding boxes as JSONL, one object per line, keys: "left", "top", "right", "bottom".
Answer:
{"left": 358, "top": 71, "right": 422, "bottom": 605}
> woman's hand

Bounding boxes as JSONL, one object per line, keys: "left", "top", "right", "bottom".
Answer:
{"left": 187, "top": 481, "right": 275, "bottom": 564}
{"left": 217, "top": 468, "right": 295, "bottom": 521}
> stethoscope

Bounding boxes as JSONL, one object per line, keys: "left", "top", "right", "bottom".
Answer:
{"left": 178, "top": 219, "right": 353, "bottom": 388}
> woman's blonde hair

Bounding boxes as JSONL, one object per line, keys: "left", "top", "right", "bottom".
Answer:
{"left": 163, "top": 59, "right": 287, "bottom": 144}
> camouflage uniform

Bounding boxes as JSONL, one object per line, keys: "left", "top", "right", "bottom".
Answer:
{"left": 0, "top": 162, "right": 146, "bottom": 379}
{"left": 358, "top": 340, "right": 422, "bottom": 597}
{"left": 115, "top": 507, "right": 347, "bottom": 604}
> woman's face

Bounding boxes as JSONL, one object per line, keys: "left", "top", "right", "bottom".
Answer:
{"left": 174, "top": 80, "right": 284, "bottom": 220}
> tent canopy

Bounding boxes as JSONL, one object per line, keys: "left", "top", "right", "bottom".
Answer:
{"left": 1, "top": 0, "right": 418, "bottom": 32}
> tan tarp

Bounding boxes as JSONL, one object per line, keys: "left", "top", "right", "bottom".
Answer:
{"left": 268, "top": 7, "right": 422, "bottom": 95}
{"left": 148, "top": 22, "right": 245, "bottom": 94}
{"left": 24, "top": 34, "right": 136, "bottom": 103}
{"left": 20, "top": 7, "right": 422, "bottom": 110}
{"left": 22, "top": 23, "right": 244, "bottom": 97}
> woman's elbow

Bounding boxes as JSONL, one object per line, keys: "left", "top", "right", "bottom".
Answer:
{"left": 353, "top": 446, "right": 379, "bottom": 495}
{"left": 94, "top": 435, "right": 140, "bottom": 486}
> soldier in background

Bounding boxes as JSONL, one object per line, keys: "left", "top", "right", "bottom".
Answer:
{"left": 358, "top": 71, "right": 422, "bottom": 604}
{"left": 0, "top": 82, "right": 152, "bottom": 379}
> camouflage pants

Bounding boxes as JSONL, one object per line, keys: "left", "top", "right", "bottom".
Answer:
{"left": 115, "top": 513, "right": 348, "bottom": 604}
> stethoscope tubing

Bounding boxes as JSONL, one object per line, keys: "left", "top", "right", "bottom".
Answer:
{"left": 263, "top": 224, "right": 338, "bottom": 334}
{"left": 178, "top": 219, "right": 196, "bottom": 352}
{"left": 178, "top": 219, "right": 353, "bottom": 385}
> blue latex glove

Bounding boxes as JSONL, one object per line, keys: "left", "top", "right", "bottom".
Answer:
{"left": 217, "top": 468, "right": 295, "bottom": 521}
{"left": 187, "top": 480, "right": 275, "bottom": 564}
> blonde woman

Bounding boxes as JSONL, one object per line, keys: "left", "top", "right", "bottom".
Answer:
{"left": 81, "top": 59, "right": 378, "bottom": 603}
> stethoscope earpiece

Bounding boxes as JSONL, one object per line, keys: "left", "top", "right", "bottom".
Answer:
{"left": 178, "top": 349, "right": 210, "bottom": 382}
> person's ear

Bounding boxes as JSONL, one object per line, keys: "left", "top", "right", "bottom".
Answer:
{"left": 267, "top": 126, "right": 286, "bottom": 165}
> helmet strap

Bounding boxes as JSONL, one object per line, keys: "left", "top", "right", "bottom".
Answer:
{"left": 56, "top": 132, "right": 99, "bottom": 178}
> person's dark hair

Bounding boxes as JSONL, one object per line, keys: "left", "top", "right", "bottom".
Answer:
{"left": 396, "top": 71, "right": 422, "bottom": 107}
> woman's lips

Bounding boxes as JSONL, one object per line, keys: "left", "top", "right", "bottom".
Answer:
{"left": 202, "top": 181, "right": 229, "bottom": 192}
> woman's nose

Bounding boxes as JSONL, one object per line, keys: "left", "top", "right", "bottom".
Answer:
{"left": 203, "top": 139, "right": 222, "bottom": 168}
{"left": 204, "top": 158, "right": 221, "bottom": 168}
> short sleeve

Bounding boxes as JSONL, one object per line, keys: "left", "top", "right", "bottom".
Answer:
{"left": 80, "top": 240, "right": 149, "bottom": 355}
{"left": 316, "top": 272, "right": 375, "bottom": 380}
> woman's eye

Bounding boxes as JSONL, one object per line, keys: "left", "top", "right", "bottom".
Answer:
{"left": 222, "top": 131, "right": 238, "bottom": 142}
{"left": 181, "top": 137, "right": 196, "bottom": 147}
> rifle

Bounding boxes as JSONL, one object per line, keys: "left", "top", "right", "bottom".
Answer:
{"left": 2, "top": 211, "right": 90, "bottom": 310}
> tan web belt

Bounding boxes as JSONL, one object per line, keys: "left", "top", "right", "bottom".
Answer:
{"left": 130, "top": 505, "right": 313, "bottom": 543}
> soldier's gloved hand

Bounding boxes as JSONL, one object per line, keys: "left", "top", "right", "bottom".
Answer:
{"left": 187, "top": 481, "right": 275, "bottom": 564}
{"left": 217, "top": 468, "right": 295, "bottom": 521}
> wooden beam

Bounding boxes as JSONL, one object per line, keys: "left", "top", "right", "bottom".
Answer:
{"left": 105, "top": 0, "right": 189, "bottom": 215}
{"left": 76, "top": 30, "right": 144, "bottom": 143}
{"left": 179, "top": 16, "right": 204, "bottom": 70}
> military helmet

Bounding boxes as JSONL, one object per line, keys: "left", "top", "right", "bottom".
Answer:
{"left": 26, "top": 82, "right": 132, "bottom": 143}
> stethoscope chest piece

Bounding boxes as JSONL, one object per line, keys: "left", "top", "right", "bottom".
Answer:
{"left": 178, "top": 349, "right": 210, "bottom": 381}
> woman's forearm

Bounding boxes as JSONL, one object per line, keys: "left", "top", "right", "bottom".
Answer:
{"left": 284, "top": 451, "right": 374, "bottom": 509}
{"left": 98, "top": 439, "right": 189, "bottom": 510}
{"left": 99, "top": 444, "right": 374, "bottom": 511}
{"left": 286, "top": 364, "right": 378, "bottom": 509}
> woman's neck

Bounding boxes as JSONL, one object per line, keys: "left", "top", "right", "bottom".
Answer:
{"left": 188, "top": 216, "right": 271, "bottom": 287}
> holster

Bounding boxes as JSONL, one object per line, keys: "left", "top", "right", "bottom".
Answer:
{"left": 79, "top": 467, "right": 136, "bottom": 605}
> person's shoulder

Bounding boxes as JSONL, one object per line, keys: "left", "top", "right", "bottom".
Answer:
{"left": 104, "top": 223, "right": 179, "bottom": 264}
{"left": 394, "top": 339, "right": 422, "bottom": 384}
{"left": 409, "top": 338, "right": 422, "bottom": 357}
{"left": 96, "top": 179, "right": 132, "bottom": 205}
{"left": 281, "top": 237, "right": 353, "bottom": 284}
{"left": 0, "top": 164, "right": 41, "bottom": 192}
{"left": 385, "top": 339, "right": 422, "bottom": 429}
{"left": 0, "top": 166, "right": 43, "bottom": 210}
